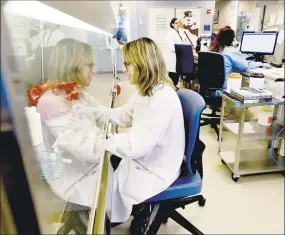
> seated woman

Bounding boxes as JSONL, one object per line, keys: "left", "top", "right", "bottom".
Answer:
{"left": 77, "top": 37, "right": 185, "bottom": 234}
{"left": 209, "top": 26, "right": 268, "bottom": 89}
{"left": 29, "top": 38, "right": 103, "bottom": 208}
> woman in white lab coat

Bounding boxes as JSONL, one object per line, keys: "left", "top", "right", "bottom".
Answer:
{"left": 164, "top": 18, "right": 186, "bottom": 86}
{"left": 29, "top": 38, "right": 104, "bottom": 209}
{"left": 77, "top": 37, "right": 185, "bottom": 233}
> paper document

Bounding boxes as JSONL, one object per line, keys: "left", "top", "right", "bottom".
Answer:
{"left": 276, "top": 12, "right": 284, "bottom": 25}
{"left": 268, "top": 14, "right": 277, "bottom": 26}
{"left": 277, "top": 29, "right": 284, "bottom": 44}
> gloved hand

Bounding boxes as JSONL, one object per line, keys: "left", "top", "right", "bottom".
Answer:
{"left": 73, "top": 103, "right": 109, "bottom": 126}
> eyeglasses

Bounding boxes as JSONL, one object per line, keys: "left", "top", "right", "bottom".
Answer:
{"left": 123, "top": 61, "right": 131, "bottom": 67}
{"left": 85, "top": 62, "right": 95, "bottom": 71}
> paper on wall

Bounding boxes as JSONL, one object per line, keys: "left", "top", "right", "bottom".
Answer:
{"left": 268, "top": 14, "right": 277, "bottom": 26}
{"left": 276, "top": 12, "right": 284, "bottom": 25}
{"left": 277, "top": 29, "right": 284, "bottom": 44}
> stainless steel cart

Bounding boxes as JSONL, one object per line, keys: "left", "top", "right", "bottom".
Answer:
{"left": 218, "top": 92, "right": 285, "bottom": 182}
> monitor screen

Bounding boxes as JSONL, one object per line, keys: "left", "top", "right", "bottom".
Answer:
{"left": 240, "top": 31, "right": 278, "bottom": 55}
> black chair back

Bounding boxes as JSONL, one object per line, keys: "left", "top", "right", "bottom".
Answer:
{"left": 197, "top": 51, "right": 225, "bottom": 97}
{"left": 175, "top": 44, "right": 194, "bottom": 76}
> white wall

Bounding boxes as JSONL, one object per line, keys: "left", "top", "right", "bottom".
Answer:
{"left": 118, "top": 1, "right": 215, "bottom": 40}
{"left": 214, "top": 0, "right": 232, "bottom": 31}
{"left": 263, "top": 1, "right": 284, "bottom": 63}
{"left": 114, "top": 1, "right": 215, "bottom": 72}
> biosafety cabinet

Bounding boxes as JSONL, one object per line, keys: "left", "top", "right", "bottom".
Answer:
{"left": 1, "top": 1, "right": 120, "bottom": 234}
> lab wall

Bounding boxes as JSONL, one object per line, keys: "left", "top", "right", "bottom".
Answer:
{"left": 137, "top": 1, "right": 215, "bottom": 37}
{"left": 113, "top": 0, "right": 215, "bottom": 73}
{"left": 263, "top": 1, "right": 284, "bottom": 63}
{"left": 214, "top": 0, "right": 232, "bottom": 31}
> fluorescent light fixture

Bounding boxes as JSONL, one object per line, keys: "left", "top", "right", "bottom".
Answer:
{"left": 3, "top": 0, "right": 111, "bottom": 35}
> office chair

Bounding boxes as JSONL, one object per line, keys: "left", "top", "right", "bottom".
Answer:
{"left": 175, "top": 44, "right": 196, "bottom": 89}
{"left": 197, "top": 51, "right": 225, "bottom": 140}
{"left": 138, "top": 88, "right": 206, "bottom": 235}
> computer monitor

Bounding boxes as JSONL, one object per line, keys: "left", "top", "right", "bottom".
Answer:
{"left": 240, "top": 31, "right": 279, "bottom": 62}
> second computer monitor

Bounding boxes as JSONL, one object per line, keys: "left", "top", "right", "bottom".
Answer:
{"left": 240, "top": 31, "right": 279, "bottom": 55}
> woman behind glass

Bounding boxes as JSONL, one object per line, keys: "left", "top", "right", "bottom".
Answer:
{"left": 29, "top": 38, "right": 103, "bottom": 209}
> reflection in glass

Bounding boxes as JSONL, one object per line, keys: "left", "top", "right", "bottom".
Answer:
{"left": 3, "top": 2, "right": 116, "bottom": 233}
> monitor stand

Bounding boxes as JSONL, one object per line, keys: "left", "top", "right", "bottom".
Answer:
{"left": 245, "top": 54, "right": 265, "bottom": 63}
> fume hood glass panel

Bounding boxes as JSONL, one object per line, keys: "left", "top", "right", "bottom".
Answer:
{"left": 3, "top": 4, "right": 116, "bottom": 234}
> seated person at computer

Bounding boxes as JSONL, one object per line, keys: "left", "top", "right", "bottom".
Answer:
{"left": 209, "top": 26, "right": 270, "bottom": 89}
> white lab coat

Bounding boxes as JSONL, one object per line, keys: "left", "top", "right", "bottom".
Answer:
{"left": 36, "top": 89, "right": 104, "bottom": 207}
{"left": 37, "top": 85, "right": 185, "bottom": 223}
{"left": 164, "top": 28, "right": 186, "bottom": 73}
{"left": 183, "top": 30, "right": 198, "bottom": 49}
{"left": 93, "top": 84, "right": 185, "bottom": 222}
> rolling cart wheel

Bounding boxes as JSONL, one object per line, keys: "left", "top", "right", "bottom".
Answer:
{"left": 198, "top": 197, "right": 206, "bottom": 207}
{"left": 231, "top": 173, "right": 239, "bottom": 182}
{"left": 221, "top": 159, "right": 226, "bottom": 165}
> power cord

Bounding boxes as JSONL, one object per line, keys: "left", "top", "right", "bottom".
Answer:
{"left": 268, "top": 126, "right": 285, "bottom": 168}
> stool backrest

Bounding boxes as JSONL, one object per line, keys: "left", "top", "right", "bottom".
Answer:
{"left": 175, "top": 44, "right": 194, "bottom": 75}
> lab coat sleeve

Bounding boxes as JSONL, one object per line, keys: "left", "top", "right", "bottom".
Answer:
{"left": 78, "top": 91, "right": 134, "bottom": 128}
{"left": 104, "top": 95, "right": 174, "bottom": 159}
{"left": 227, "top": 52, "right": 262, "bottom": 72}
{"left": 73, "top": 95, "right": 135, "bottom": 128}
{"left": 46, "top": 115, "right": 104, "bottom": 163}
{"left": 37, "top": 94, "right": 103, "bottom": 163}
{"left": 80, "top": 90, "right": 101, "bottom": 107}
{"left": 108, "top": 95, "right": 135, "bottom": 128}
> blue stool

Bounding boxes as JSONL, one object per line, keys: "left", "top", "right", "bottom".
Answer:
{"left": 144, "top": 88, "right": 206, "bottom": 235}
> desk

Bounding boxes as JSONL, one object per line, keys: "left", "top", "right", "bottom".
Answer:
{"left": 194, "top": 53, "right": 284, "bottom": 80}
{"left": 240, "top": 66, "right": 284, "bottom": 101}
{"left": 241, "top": 66, "right": 284, "bottom": 81}
{"left": 193, "top": 54, "right": 284, "bottom": 99}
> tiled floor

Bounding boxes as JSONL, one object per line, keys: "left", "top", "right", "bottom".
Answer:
{"left": 85, "top": 73, "right": 285, "bottom": 234}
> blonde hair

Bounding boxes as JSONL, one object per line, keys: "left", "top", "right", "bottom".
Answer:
{"left": 47, "top": 38, "right": 94, "bottom": 86}
{"left": 122, "top": 37, "right": 175, "bottom": 96}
